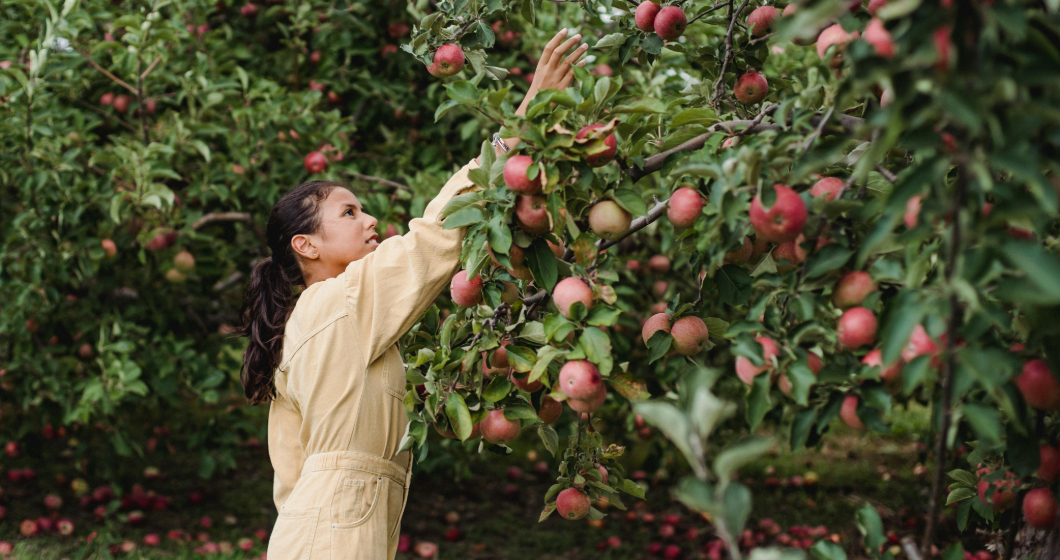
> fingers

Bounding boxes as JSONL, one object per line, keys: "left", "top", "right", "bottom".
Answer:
{"left": 539, "top": 28, "right": 569, "bottom": 62}
{"left": 563, "top": 43, "right": 589, "bottom": 66}
{"left": 547, "top": 33, "right": 583, "bottom": 66}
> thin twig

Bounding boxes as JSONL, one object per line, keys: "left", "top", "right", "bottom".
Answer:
{"left": 800, "top": 105, "right": 834, "bottom": 152}
{"left": 191, "top": 212, "right": 254, "bottom": 230}
{"left": 688, "top": 3, "right": 727, "bottom": 25}
{"left": 342, "top": 171, "right": 411, "bottom": 192}
{"left": 140, "top": 55, "right": 162, "bottom": 80}
{"left": 920, "top": 162, "right": 967, "bottom": 559}
{"left": 453, "top": 18, "right": 481, "bottom": 40}
{"left": 77, "top": 49, "right": 138, "bottom": 94}
{"left": 72, "top": 99, "right": 139, "bottom": 133}
{"left": 711, "top": 0, "right": 752, "bottom": 107}
{"left": 876, "top": 164, "right": 898, "bottom": 183}
{"left": 136, "top": 54, "right": 149, "bottom": 144}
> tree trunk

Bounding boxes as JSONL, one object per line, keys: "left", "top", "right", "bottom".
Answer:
{"left": 1010, "top": 516, "right": 1060, "bottom": 560}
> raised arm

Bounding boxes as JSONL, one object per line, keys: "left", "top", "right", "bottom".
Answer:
{"left": 342, "top": 159, "right": 481, "bottom": 368}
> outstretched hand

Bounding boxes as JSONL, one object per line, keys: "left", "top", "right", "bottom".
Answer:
{"left": 517, "top": 28, "right": 589, "bottom": 115}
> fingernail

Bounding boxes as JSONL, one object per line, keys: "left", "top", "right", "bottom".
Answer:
{"left": 561, "top": 28, "right": 568, "bottom": 34}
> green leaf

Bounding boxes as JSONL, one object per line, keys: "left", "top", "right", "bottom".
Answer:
{"left": 445, "top": 392, "right": 473, "bottom": 441}
{"left": 501, "top": 400, "right": 540, "bottom": 420}
{"left": 672, "top": 476, "right": 713, "bottom": 512}
{"left": 671, "top": 108, "right": 719, "bottom": 127}
{"left": 586, "top": 305, "right": 622, "bottom": 327}
{"left": 528, "top": 345, "right": 564, "bottom": 383}
{"left": 612, "top": 98, "right": 668, "bottom": 114}
{"left": 483, "top": 376, "right": 512, "bottom": 402}
{"left": 608, "top": 372, "right": 651, "bottom": 401}
{"left": 714, "top": 437, "right": 773, "bottom": 485}
{"left": 505, "top": 345, "right": 536, "bottom": 372}
{"left": 998, "top": 240, "right": 1060, "bottom": 304}
{"left": 619, "top": 478, "right": 646, "bottom": 499}
{"left": 539, "top": 502, "right": 556, "bottom": 522}
{"left": 446, "top": 81, "right": 481, "bottom": 105}
{"left": 442, "top": 206, "right": 486, "bottom": 229}
{"left": 947, "top": 469, "right": 976, "bottom": 487}
{"left": 810, "top": 541, "right": 848, "bottom": 560}
{"left": 945, "top": 487, "right": 976, "bottom": 505}
{"left": 746, "top": 373, "right": 772, "bottom": 430}
{"left": 579, "top": 327, "right": 613, "bottom": 376}
{"left": 527, "top": 238, "right": 559, "bottom": 291}
{"left": 722, "top": 482, "right": 752, "bottom": 536}
{"left": 962, "top": 403, "right": 1002, "bottom": 448}
{"left": 595, "top": 32, "right": 628, "bottom": 50}
{"left": 716, "top": 265, "right": 753, "bottom": 306}
{"left": 612, "top": 188, "right": 648, "bottom": 216}
{"left": 855, "top": 503, "right": 885, "bottom": 555}
{"left": 441, "top": 191, "right": 485, "bottom": 220}
{"left": 647, "top": 330, "right": 673, "bottom": 364}
{"left": 805, "top": 245, "right": 854, "bottom": 279}
{"left": 633, "top": 401, "right": 693, "bottom": 466}
{"left": 537, "top": 424, "right": 559, "bottom": 456}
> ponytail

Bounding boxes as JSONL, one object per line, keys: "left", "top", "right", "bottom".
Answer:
{"left": 237, "top": 180, "right": 345, "bottom": 405}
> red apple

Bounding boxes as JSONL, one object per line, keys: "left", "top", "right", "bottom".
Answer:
{"left": 867, "top": 0, "right": 887, "bottom": 15}
{"left": 862, "top": 349, "right": 902, "bottom": 388}
{"left": 837, "top": 307, "right": 876, "bottom": 349}
{"left": 514, "top": 195, "right": 551, "bottom": 234}
{"left": 654, "top": 6, "right": 687, "bottom": 40}
{"left": 667, "top": 187, "right": 704, "bottom": 229}
{"left": 977, "top": 469, "right": 1018, "bottom": 511}
{"left": 749, "top": 184, "right": 807, "bottom": 243}
{"left": 736, "top": 337, "right": 779, "bottom": 385}
{"left": 810, "top": 177, "right": 844, "bottom": 201}
{"left": 575, "top": 124, "right": 618, "bottom": 167}
{"left": 112, "top": 94, "right": 130, "bottom": 114}
{"left": 635, "top": 1, "right": 661, "bottom": 33}
{"left": 240, "top": 3, "right": 258, "bottom": 17}
{"left": 832, "top": 271, "right": 875, "bottom": 308}
{"left": 101, "top": 238, "right": 117, "bottom": 258}
{"left": 649, "top": 255, "right": 671, "bottom": 273}
{"left": 589, "top": 200, "right": 632, "bottom": 241}
{"left": 554, "top": 277, "right": 593, "bottom": 318}
{"left": 901, "top": 324, "right": 938, "bottom": 363}
{"left": 1039, "top": 443, "right": 1060, "bottom": 482}
{"left": 538, "top": 395, "right": 563, "bottom": 424}
{"left": 671, "top": 316, "right": 709, "bottom": 356}
{"left": 304, "top": 151, "right": 328, "bottom": 173}
{"left": 503, "top": 155, "right": 540, "bottom": 194}
{"left": 480, "top": 409, "right": 521, "bottom": 444}
{"left": 839, "top": 394, "right": 866, "bottom": 431}
{"left": 559, "top": 360, "right": 602, "bottom": 401}
{"left": 510, "top": 370, "right": 542, "bottom": 393}
{"left": 725, "top": 237, "right": 754, "bottom": 263}
{"left": 1016, "top": 360, "right": 1060, "bottom": 411}
{"left": 1023, "top": 488, "right": 1058, "bottom": 529}
{"left": 747, "top": 6, "right": 779, "bottom": 37}
{"left": 734, "top": 70, "right": 768, "bottom": 104}
{"left": 816, "top": 24, "right": 859, "bottom": 67}
{"left": 556, "top": 488, "right": 591, "bottom": 520}
{"left": 430, "top": 43, "right": 465, "bottom": 77}
{"left": 449, "top": 270, "right": 483, "bottom": 307}
{"left": 642, "top": 313, "right": 672, "bottom": 344}
{"left": 567, "top": 384, "right": 606, "bottom": 413}
{"left": 863, "top": 18, "right": 894, "bottom": 58}
{"left": 904, "top": 195, "right": 922, "bottom": 228}
{"left": 388, "top": 21, "right": 410, "bottom": 39}
{"left": 100, "top": 92, "right": 115, "bottom": 106}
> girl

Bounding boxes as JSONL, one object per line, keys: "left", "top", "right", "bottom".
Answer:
{"left": 237, "top": 29, "right": 588, "bottom": 560}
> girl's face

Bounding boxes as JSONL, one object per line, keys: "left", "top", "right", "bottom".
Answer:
{"left": 294, "top": 187, "right": 379, "bottom": 283}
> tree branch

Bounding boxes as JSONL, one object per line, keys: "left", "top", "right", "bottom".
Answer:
{"left": 78, "top": 49, "right": 138, "bottom": 94}
{"left": 140, "top": 55, "right": 162, "bottom": 80}
{"left": 711, "top": 0, "right": 752, "bottom": 107}
{"left": 920, "top": 161, "right": 967, "bottom": 559}
{"left": 876, "top": 164, "right": 898, "bottom": 183}
{"left": 341, "top": 171, "right": 411, "bottom": 192}
{"left": 688, "top": 3, "right": 727, "bottom": 25}
{"left": 192, "top": 212, "right": 254, "bottom": 230}
{"left": 627, "top": 118, "right": 781, "bottom": 183}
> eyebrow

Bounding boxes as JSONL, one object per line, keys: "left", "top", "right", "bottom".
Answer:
{"left": 342, "top": 202, "right": 362, "bottom": 212}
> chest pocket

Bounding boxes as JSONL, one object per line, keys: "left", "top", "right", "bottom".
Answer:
{"left": 381, "top": 345, "right": 407, "bottom": 400}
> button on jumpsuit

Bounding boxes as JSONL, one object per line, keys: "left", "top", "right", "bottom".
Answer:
{"left": 266, "top": 159, "right": 482, "bottom": 560}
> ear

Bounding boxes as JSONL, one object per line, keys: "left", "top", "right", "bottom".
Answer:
{"left": 291, "top": 234, "right": 316, "bottom": 260}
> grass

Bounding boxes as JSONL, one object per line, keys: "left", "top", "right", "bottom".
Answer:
{"left": 0, "top": 403, "right": 991, "bottom": 559}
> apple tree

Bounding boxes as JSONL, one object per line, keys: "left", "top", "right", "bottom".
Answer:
{"left": 394, "top": 0, "right": 1060, "bottom": 557}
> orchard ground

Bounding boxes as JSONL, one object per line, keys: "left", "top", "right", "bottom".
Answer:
{"left": 0, "top": 404, "right": 993, "bottom": 559}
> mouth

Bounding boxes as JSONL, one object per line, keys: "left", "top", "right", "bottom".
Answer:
{"left": 365, "top": 234, "right": 379, "bottom": 245}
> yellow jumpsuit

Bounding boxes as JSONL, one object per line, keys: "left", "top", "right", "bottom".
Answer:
{"left": 266, "top": 158, "right": 481, "bottom": 560}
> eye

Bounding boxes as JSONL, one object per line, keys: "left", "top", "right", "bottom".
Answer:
{"left": 345, "top": 208, "right": 355, "bottom": 216}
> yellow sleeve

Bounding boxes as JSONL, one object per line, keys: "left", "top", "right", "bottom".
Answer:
{"left": 343, "top": 158, "right": 484, "bottom": 368}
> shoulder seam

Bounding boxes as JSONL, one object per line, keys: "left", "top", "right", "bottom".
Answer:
{"left": 277, "top": 310, "right": 349, "bottom": 371}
